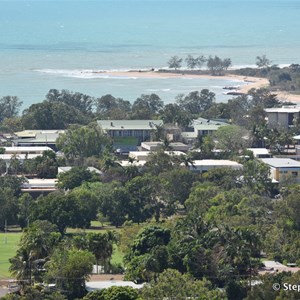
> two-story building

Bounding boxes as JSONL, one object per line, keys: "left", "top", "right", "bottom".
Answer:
{"left": 97, "top": 120, "right": 163, "bottom": 152}
{"left": 265, "top": 106, "right": 300, "bottom": 129}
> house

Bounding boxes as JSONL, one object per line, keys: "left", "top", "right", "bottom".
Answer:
{"left": 97, "top": 120, "right": 163, "bottom": 152}
{"left": 188, "top": 159, "right": 243, "bottom": 173}
{"left": 181, "top": 117, "right": 229, "bottom": 144}
{"left": 265, "top": 106, "right": 300, "bottom": 129}
{"left": 260, "top": 158, "right": 300, "bottom": 183}
{"left": 12, "top": 130, "right": 64, "bottom": 150}
{"left": 247, "top": 148, "right": 272, "bottom": 158}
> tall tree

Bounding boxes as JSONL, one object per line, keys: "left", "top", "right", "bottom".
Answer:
{"left": 131, "top": 94, "right": 163, "bottom": 119}
{"left": 46, "top": 248, "right": 94, "bottom": 299}
{"left": 167, "top": 56, "right": 183, "bottom": 70}
{"left": 22, "top": 101, "right": 90, "bottom": 129}
{"left": 177, "top": 89, "right": 216, "bottom": 114}
{"left": 46, "top": 89, "right": 94, "bottom": 114}
{"left": 0, "top": 96, "right": 23, "bottom": 122}
{"left": 95, "top": 94, "right": 131, "bottom": 119}
{"left": 56, "top": 122, "right": 111, "bottom": 162}
{"left": 256, "top": 55, "right": 272, "bottom": 68}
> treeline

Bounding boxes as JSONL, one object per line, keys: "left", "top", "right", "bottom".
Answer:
{"left": 167, "top": 54, "right": 232, "bottom": 75}
{"left": 3, "top": 148, "right": 300, "bottom": 299}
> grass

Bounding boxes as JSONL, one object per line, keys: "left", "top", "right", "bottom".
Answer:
{"left": 111, "top": 244, "right": 124, "bottom": 267}
{"left": 0, "top": 225, "right": 125, "bottom": 279}
{"left": 0, "top": 232, "right": 22, "bottom": 279}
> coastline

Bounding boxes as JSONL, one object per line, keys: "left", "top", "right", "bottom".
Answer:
{"left": 92, "top": 69, "right": 300, "bottom": 102}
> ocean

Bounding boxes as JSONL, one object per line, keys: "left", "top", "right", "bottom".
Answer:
{"left": 1, "top": 0, "right": 300, "bottom": 109}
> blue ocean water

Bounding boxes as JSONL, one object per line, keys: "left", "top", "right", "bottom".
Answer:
{"left": 0, "top": 0, "right": 300, "bottom": 108}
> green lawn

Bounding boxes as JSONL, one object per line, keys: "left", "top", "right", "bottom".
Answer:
{"left": 111, "top": 244, "right": 124, "bottom": 267}
{"left": 0, "top": 232, "right": 22, "bottom": 279}
{"left": 0, "top": 226, "right": 125, "bottom": 279}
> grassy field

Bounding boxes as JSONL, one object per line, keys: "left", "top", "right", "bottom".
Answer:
{"left": 0, "top": 227, "right": 125, "bottom": 279}
{"left": 0, "top": 232, "right": 22, "bottom": 279}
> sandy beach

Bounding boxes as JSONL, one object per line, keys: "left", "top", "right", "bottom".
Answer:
{"left": 92, "top": 70, "right": 300, "bottom": 102}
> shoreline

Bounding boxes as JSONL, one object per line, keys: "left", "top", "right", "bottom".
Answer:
{"left": 93, "top": 70, "right": 300, "bottom": 102}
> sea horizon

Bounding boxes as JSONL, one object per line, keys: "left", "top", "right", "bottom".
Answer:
{"left": 1, "top": 0, "right": 300, "bottom": 109}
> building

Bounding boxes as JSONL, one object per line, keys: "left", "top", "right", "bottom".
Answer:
{"left": 260, "top": 158, "right": 300, "bottom": 183}
{"left": 12, "top": 130, "right": 64, "bottom": 150}
{"left": 97, "top": 120, "right": 163, "bottom": 152}
{"left": 189, "top": 159, "right": 243, "bottom": 173}
{"left": 86, "top": 281, "right": 144, "bottom": 292}
{"left": 181, "top": 118, "right": 229, "bottom": 144}
{"left": 21, "top": 178, "right": 58, "bottom": 195}
{"left": 0, "top": 153, "right": 45, "bottom": 174}
{"left": 2, "top": 146, "right": 53, "bottom": 155}
{"left": 265, "top": 106, "right": 300, "bottom": 129}
{"left": 247, "top": 148, "right": 272, "bottom": 158}
{"left": 141, "top": 141, "right": 190, "bottom": 152}
{"left": 128, "top": 151, "right": 186, "bottom": 161}
{"left": 57, "top": 166, "right": 103, "bottom": 175}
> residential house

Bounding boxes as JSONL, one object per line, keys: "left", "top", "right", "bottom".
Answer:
{"left": 260, "top": 158, "right": 300, "bottom": 183}
{"left": 181, "top": 117, "right": 229, "bottom": 144}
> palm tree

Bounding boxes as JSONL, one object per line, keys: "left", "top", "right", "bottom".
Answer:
{"left": 101, "top": 151, "right": 123, "bottom": 172}
{"left": 178, "top": 154, "right": 195, "bottom": 169}
{"left": 9, "top": 249, "right": 32, "bottom": 284}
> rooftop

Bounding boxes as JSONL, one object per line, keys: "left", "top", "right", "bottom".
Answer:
{"left": 86, "top": 281, "right": 144, "bottom": 292}
{"left": 265, "top": 106, "right": 300, "bottom": 113}
{"left": 97, "top": 120, "right": 163, "bottom": 130}
{"left": 3, "top": 146, "right": 53, "bottom": 153}
{"left": 260, "top": 158, "right": 300, "bottom": 168}
{"left": 0, "top": 154, "right": 42, "bottom": 160}
{"left": 193, "top": 159, "right": 242, "bottom": 167}
{"left": 193, "top": 117, "right": 228, "bottom": 130}
{"left": 247, "top": 148, "right": 270, "bottom": 155}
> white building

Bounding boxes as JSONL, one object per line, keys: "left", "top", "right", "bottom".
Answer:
{"left": 189, "top": 159, "right": 243, "bottom": 173}
{"left": 247, "top": 148, "right": 272, "bottom": 158}
{"left": 260, "top": 158, "right": 300, "bottom": 183}
{"left": 128, "top": 151, "right": 185, "bottom": 161}
{"left": 141, "top": 141, "right": 190, "bottom": 152}
{"left": 265, "top": 106, "right": 300, "bottom": 129}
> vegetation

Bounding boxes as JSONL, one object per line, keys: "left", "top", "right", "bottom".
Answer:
{"left": 2, "top": 58, "right": 300, "bottom": 299}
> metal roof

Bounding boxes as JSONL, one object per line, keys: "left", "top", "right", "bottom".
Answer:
{"left": 260, "top": 158, "right": 300, "bottom": 168}
{"left": 86, "top": 281, "right": 144, "bottom": 292}
{"left": 193, "top": 159, "right": 242, "bottom": 167}
{"left": 265, "top": 107, "right": 300, "bottom": 113}
{"left": 97, "top": 120, "right": 163, "bottom": 130}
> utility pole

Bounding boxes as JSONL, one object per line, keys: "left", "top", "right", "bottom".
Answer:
{"left": 4, "top": 219, "right": 7, "bottom": 244}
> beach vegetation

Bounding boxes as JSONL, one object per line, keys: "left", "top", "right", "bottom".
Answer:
{"left": 185, "top": 54, "right": 206, "bottom": 70}
{"left": 207, "top": 55, "right": 232, "bottom": 75}
{"left": 256, "top": 54, "right": 272, "bottom": 68}
{"left": 167, "top": 55, "right": 183, "bottom": 70}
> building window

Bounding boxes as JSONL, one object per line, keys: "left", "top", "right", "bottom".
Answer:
{"left": 292, "top": 171, "right": 298, "bottom": 177}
